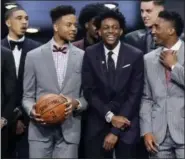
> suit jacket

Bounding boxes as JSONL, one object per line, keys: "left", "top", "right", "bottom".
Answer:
{"left": 124, "top": 29, "right": 185, "bottom": 54}
{"left": 73, "top": 39, "right": 85, "bottom": 50}
{"left": 140, "top": 42, "right": 184, "bottom": 144}
{"left": 1, "top": 37, "right": 41, "bottom": 124}
{"left": 22, "top": 40, "right": 87, "bottom": 144}
{"left": 82, "top": 41, "right": 144, "bottom": 144}
{"left": 1, "top": 46, "right": 17, "bottom": 123}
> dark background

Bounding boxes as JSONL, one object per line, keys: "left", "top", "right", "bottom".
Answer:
{"left": 1, "top": 0, "right": 184, "bottom": 43}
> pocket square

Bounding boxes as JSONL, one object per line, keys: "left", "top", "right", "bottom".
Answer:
{"left": 122, "top": 64, "right": 130, "bottom": 68}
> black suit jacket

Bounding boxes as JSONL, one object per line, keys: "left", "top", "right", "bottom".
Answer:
{"left": 1, "top": 46, "right": 17, "bottom": 123}
{"left": 1, "top": 37, "right": 41, "bottom": 124}
{"left": 124, "top": 29, "right": 185, "bottom": 54}
{"left": 82, "top": 41, "right": 144, "bottom": 144}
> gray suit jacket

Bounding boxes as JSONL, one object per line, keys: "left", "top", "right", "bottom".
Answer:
{"left": 22, "top": 40, "right": 87, "bottom": 144}
{"left": 140, "top": 41, "right": 184, "bottom": 144}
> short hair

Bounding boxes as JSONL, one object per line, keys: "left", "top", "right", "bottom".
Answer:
{"left": 140, "top": 0, "right": 165, "bottom": 6}
{"left": 5, "top": 6, "right": 25, "bottom": 21}
{"left": 50, "top": 5, "right": 75, "bottom": 24}
{"left": 158, "top": 10, "right": 184, "bottom": 37}
{"left": 78, "top": 3, "right": 108, "bottom": 30}
{"left": 95, "top": 9, "right": 126, "bottom": 30}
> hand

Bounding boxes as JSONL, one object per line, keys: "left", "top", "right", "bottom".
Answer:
{"left": 159, "top": 50, "right": 177, "bottom": 70}
{"left": 16, "top": 120, "right": 26, "bottom": 135}
{"left": 103, "top": 133, "right": 118, "bottom": 151}
{"left": 30, "top": 104, "right": 45, "bottom": 124}
{"left": 64, "top": 96, "right": 79, "bottom": 119}
{"left": 111, "top": 115, "right": 131, "bottom": 129}
{"left": 144, "top": 133, "right": 158, "bottom": 153}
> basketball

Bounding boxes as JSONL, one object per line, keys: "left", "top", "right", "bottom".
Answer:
{"left": 35, "top": 94, "right": 68, "bottom": 124}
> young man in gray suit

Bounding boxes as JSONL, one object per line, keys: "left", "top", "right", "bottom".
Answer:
{"left": 140, "top": 11, "right": 184, "bottom": 158}
{"left": 22, "top": 5, "right": 87, "bottom": 158}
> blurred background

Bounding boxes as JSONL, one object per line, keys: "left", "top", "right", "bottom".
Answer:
{"left": 2, "top": 0, "right": 185, "bottom": 43}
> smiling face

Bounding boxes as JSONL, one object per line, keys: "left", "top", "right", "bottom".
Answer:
{"left": 152, "top": 17, "right": 174, "bottom": 46}
{"left": 54, "top": 14, "right": 77, "bottom": 42}
{"left": 98, "top": 17, "right": 123, "bottom": 49}
{"left": 140, "top": 1, "right": 164, "bottom": 28}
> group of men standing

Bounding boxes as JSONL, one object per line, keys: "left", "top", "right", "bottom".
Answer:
{"left": 1, "top": 0, "right": 184, "bottom": 159}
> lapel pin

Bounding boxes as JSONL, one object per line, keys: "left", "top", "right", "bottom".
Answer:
{"left": 102, "top": 61, "right": 105, "bottom": 64}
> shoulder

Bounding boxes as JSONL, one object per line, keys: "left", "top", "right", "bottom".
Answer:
{"left": 125, "top": 29, "right": 146, "bottom": 39}
{"left": 122, "top": 42, "right": 143, "bottom": 57}
{"left": 144, "top": 47, "right": 161, "bottom": 62}
{"left": 25, "top": 38, "right": 42, "bottom": 47}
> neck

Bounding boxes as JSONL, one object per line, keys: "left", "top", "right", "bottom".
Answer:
{"left": 9, "top": 31, "right": 23, "bottom": 40}
{"left": 104, "top": 40, "right": 119, "bottom": 50}
{"left": 53, "top": 34, "right": 67, "bottom": 47}
{"left": 86, "top": 32, "right": 96, "bottom": 45}
{"left": 163, "top": 37, "right": 179, "bottom": 49}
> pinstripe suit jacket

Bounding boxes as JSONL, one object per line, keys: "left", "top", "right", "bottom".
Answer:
{"left": 140, "top": 41, "right": 184, "bottom": 144}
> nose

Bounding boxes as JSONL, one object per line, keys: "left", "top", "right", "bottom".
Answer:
{"left": 108, "top": 27, "right": 114, "bottom": 33}
{"left": 142, "top": 11, "right": 147, "bottom": 19}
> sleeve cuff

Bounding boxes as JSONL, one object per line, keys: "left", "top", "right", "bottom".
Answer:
{"left": 75, "top": 99, "right": 82, "bottom": 110}
{"left": 105, "top": 111, "right": 114, "bottom": 123}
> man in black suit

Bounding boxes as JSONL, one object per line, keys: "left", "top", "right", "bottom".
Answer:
{"left": 73, "top": 3, "right": 107, "bottom": 50}
{"left": 82, "top": 9, "right": 144, "bottom": 158}
{"left": 124, "top": 0, "right": 165, "bottom": 54}
{"left": 1, "top": 46, "right": 17, "bottom": 158}
{"left": 1, "top": 6, "right": 41, "bottom": 158}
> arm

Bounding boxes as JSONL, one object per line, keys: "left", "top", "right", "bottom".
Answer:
{"left": 111, "top": 54, "right": 144, "bottom": 135}
{"left": 140, "top": 59, "right": 155, "bottom": 136}
{"left": 82, "top": 52, "right": 111, "bottom": 119}
{"left": 171, "top": 63, "right": 184, "bottom": 87}
{"left": 2, "top": 49, "right": 17, "bottom": 123}
{"left": 22, "top": 52, "right": 36, "bottom": 117}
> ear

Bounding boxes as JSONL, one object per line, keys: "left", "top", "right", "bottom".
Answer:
{"left": 120, "top": 29, "right": 123, "bottom": 36}
{"left": 5, "top": 19, "right": 11, "bottom": 27}
{"left": 98, "top": 29, "right": 101, "bottom": 37}
{"left": 53, "top": 23, "right": 58, "bottom": 32}
{"left": 85, "top": 22, "right": 89, "bottom": 29}
{"left": 169, "top": 28, "right": 175, "bottom": 36}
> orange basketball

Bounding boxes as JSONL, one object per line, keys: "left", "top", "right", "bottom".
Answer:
{"left": 35, "top": 94, "right": 68, "bottom": 124}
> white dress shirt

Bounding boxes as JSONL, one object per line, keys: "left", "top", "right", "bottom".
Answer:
{"left": 8, "top": 35, "right": 25, "bottom": 77}
{"left": 103, "top": 41, "right": 121, "bottom": 123}
{"left": 163, "top": 39, "right": 182, "bottom": 70}
{"left": 104, "top": 41, "right": 121, "bottom": 69}
{"left": 51, "top": 38, "right": 69, "bottom": 89}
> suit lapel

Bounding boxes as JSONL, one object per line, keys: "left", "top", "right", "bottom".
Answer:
{"left": 154, "top": 48, "right": 167, "bottom": 88}
{"left": 97, "top": 42, "right": 109, "bottom": 86}
{"left": 61, "top": 43, "right": 77, "bottom": 91}
{"left": 169, "top": 42, "right": 184, "bottom": 91}
{"left": 18, "top": 39, "right": 30, "bottom": 80}
{"left": 41, "top": 41, "right": 60, "bottom": 91}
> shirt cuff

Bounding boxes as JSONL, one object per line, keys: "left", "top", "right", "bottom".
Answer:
{"left": 105, "top": 111, "right": 114, "bottom": 123}
{"left": 1, "top": 117, "right": 8, "bottom": 127}
{"left": 75, "top": 99, "right": 82, "bottom": 110}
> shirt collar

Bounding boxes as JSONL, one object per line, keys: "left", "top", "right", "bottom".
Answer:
{"left": 104, "top": 41, "right": 121, "bottom": 56}
{"left": 51, "top": 38, "right": 69, "bottom": 50}
{"left": 163, "top": 39, "right": 182, "bottom": 51}
{"left": 8, "top": 35, "right": 25, "bottom": 42}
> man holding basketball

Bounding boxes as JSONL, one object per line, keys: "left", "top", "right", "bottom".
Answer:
{"left": 22, "top": 5, "right": 87, "bottom": 158}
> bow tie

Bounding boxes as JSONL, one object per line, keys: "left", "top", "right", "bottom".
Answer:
{"left": 9, "top": 40, "right": 23, "bottom": 50}
{"left": 53, "top": 45, "right": 67, "bottom": 54}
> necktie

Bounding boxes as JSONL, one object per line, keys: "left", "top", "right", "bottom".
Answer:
{"left": 107, "top": 51, "right": 115, "bottom": 87}
{"left": 53, "top": 45, "right": 67, "bottom": 54}
{"left": 165, "top": 69, "right": 171, "bottom": 87}
{"left": 9, "top": 40, "right": 23, "bottom": 50}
